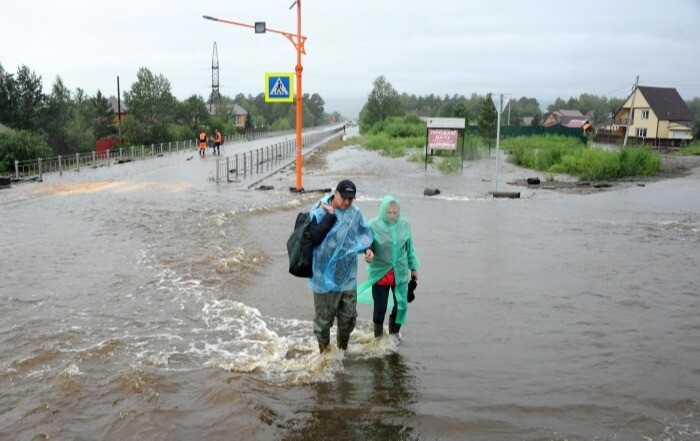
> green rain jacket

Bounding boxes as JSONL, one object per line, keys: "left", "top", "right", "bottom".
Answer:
{"left": 358, "top": 195, "right": 420, "bottom": 325}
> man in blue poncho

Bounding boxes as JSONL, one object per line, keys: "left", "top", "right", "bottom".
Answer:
{"left": 309, "top": 179, "right": 374, "bottom": 353}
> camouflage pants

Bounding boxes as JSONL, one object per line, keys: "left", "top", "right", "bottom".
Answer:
{"left": 313, "top": 290, "right": 357, "bottom": 345}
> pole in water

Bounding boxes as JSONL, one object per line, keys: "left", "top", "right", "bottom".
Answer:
{"left": 494, "top": 94, "right": 503, "bottom": 193}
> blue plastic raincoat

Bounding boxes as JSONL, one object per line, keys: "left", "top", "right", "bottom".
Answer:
{"left": 308, "top": 194, "right": 373, "bottom": 294}
{"left": 358, "top": 195, "right": 420, "bottom": 325}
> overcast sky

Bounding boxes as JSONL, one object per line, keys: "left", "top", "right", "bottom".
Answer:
{"left": 2, "top": 0, "right": 699, "bottom": 116}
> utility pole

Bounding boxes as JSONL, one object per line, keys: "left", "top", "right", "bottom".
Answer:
{"left": 622, "top": 75, "right": 639, "bottom": 147}
{"left": 117, "top": 76, "right": 123, "bottom": 143}
{"left": 210, "top": 42, "right": 221, "bottom": 113}
{"left": 203, "top": 1, "right": 307, "bottom": 190}
{"left": 507, "top": 99, "right": 511, "bottom": 126}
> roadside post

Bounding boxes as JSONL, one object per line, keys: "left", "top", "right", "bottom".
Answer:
{"left": 203, "top": 0, "right": 307, "bottom": 192}
{"left": 424, "top": 117, "right": 466, "bottom": 170}
{"left": 490, "top": 93, "right": 511, "bottom": 193}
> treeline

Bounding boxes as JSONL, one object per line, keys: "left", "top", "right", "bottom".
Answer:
{"left": 398, "top": 92, "right": 543, "bottom": 126}
{"left": 360, "top": 78, "right": 624, "bottom": 135}
{"left": 397, "top": 92, "right": 626, "bottom": 126}
{"left": 0, "top": 63, "right": 340, "bottom": 171}
{"left": 360, "top": 75, "right": 512, "bottom": 142}
{"left": 361, "top": 75, "right": 699, "bottom": 138}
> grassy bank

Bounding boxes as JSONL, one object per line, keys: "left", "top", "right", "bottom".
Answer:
{"left": 362, "top": 115, "right": 425, "bottom": 158}
{"left": 505, "top": 135, "right": 661, "bottom": 181}
{"left": 362, "top": 115, "right": 488, "bottom": 172}
{"left": 676, "top": 141, "right": 700, "bottom": 156}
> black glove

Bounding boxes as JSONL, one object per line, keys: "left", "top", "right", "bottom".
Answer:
{"left": 407, "top": 279, "right": 417, "bottom": 303}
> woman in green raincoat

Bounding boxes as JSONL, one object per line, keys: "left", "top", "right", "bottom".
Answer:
{"left": 358, "top": 195, "right": 420, "bottom": 337}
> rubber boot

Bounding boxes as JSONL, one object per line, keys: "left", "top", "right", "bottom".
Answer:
{"left": 337, "top": 335, "right": 349, "bottom": 351}
{"left": 374, "top": 323, "right": 384, "bottom": 338}
{"left": 388, "top": 316, "right": 401, "bottom": 334}
{"left": 318, "top": 342, "right": 329, "bottom": 354}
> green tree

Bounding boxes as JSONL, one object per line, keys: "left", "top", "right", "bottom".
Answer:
{"left": 453, "top": 102, "right": 469, "bottom": 127}
{"left": 547, "top": 97, "right": 568, "bottom": 113}
{"left": 544, "top": 94, "right": 624, "bottom": 124}
{"left": 251, "top": 114, "right": 266, "bottom": 129}
{"left": 476, "top": 93, "right": 497, "bottom": 143}
{"left": 64, "top": 113, "right": 95, "bottom": 153}
{"left": 0, "top": 63, "right": 17, "bottom": 126}
{"left": 91, "top": 90, "right": 115, "bottom": 139}
{"left": 439, "top": 100, "right": 456, "bottom": 118}
{"left": 359, "top": 75, "right": 404, "bottom": 133}
{"left": 329, "top": 111, "right": 342, "bottom": 124}
{"left": 287, "top": 101, "right": 315, "bottom": 129}
{"left": 44, "top": 76, "right": 73, "bottom": 154}
{"left": 0, "top": 65, "right": 45, "bottom": 131}
{"left": 306, "top": 93, "right": 325, "bottom": 127}
{"left": 531, "top": 109, "right": 543, "bottom": 126}
{"left": 516, "top": 97, "right": 542, "bottom": 117}
{"left": 687, "top": 98, "right": 700, "bottom": 139}
{"left": 123, "top": 67, "right": 177, "bottom": 144}
{"left": 0, "top": 130, "right": 52, "bottom": 172}
{"left": 270, "top": 117, "right": 292, "bottom": 131}
{"left": 121, "top": 116, "right": 148, "bottom": 145}
{"left": 175, "top": 95, "right": 210, "bottom": 131}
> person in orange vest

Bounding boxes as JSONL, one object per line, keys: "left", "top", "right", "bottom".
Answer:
{"left": 198, "top": 130, "right": 207, "bottom": 157}
{"left": 213, "top": 129, "right": 222, "bottom": 155}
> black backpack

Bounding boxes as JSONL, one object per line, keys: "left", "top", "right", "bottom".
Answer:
{"left": 286, "top": 212, "right": 313, "bottom": 278}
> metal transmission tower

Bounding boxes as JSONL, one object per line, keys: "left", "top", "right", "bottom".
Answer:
{"left": 210, "top": 42, "right": 221, "bottom": 113}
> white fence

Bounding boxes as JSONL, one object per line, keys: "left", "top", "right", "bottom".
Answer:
{"left": 213, "top": 126, "right": 346, "bottom": 185}
{"left": 8, "top": 130, "right": 290, "bottom": 181}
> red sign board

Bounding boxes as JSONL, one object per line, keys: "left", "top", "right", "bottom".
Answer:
{"left": 428, "top": 129, "right": 458, "bottom": 150}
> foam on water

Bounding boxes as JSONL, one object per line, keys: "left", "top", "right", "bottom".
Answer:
{"left": 129, "top": 247, "right": 399, "bottom": 385}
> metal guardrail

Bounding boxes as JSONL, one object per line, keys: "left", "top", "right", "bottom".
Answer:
{"left": 213, "top": 126, "right": 345, "bottom": 184}
{"left": 7, "top": 130, "right": 292, "bottom": 181}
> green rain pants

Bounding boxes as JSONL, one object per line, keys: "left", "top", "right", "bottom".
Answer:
{"left": 313, "top": 290, "right": 357, "bottom": 345}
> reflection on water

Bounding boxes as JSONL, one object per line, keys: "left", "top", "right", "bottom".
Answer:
{"left": 284, "top": 352, "right": 419, "bottom": 441}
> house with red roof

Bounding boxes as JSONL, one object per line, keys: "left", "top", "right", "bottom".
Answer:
{"left": 540, "top": 109, "right": 592, "bottom": 133}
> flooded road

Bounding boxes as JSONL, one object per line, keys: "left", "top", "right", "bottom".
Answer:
{"left": 1, "top": 133, "right": 699, "bottom": 440}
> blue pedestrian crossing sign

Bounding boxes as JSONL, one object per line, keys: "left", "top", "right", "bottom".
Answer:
{"left": 264, "top": 73, "right": 294, "bottom": 102}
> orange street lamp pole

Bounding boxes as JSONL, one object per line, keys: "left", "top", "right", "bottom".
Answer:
{"left": 203, "top": 0, "right": 306, "bottom": 191}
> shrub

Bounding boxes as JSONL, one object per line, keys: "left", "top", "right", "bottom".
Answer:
{"left": 368, "top": 115, "right": 425, "bottom": 138}
{"left": 270, "top": 118, "right": 292, "bottom": 131}
{"left": 0, "top": 130, "right": 52, "bottom": 172}
{"left": 506, "top": 135, "right": 661, "bottom": 180}
{"left": 408, "top": 150, "right": 431, "bottom": 164}
{"left": 437, "top": 156, "right": 461, "bottom": 173}
{"left": 364, "top": 133, "right": 424, "bottom": 157}
{"left": 167, "top": 124, "right": 194, "bottom": 143}
{"left": 461, "top": 133, "right": 486, "bottom": 160}
{"left": 619, "top": 147, "right": 661, "bottom": 177}
{"left": 676, "top": 141, "right": 700, "bottom": 156}
{"left": 551, "top": 148, "right": 620, "bottom": 181}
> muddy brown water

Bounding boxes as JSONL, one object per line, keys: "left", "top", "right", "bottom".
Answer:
{"left": 1, "top": 134, "right": 699, "bottom": 440}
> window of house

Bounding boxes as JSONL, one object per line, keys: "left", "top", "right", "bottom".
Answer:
{"left": 641, "top": 110, "right": 650, "bottom": 120}
{"left": 636, "top": 128, "right": 647, "bottom": 138}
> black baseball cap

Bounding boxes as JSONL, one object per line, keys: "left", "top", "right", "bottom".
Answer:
{"left": 336, "top": 179, "right": 356, "bottom": 199}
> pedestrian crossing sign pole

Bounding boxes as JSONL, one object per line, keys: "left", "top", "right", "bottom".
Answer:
{"left": 264, "top": 73, "right": 294, "bottom": 103}
{"left": 203, "top": 0, "right": 307, "bottom": 191}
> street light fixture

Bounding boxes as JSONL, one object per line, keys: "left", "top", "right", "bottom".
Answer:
{"left": 203, "top": 0, "right": 307, "bottom": 191}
